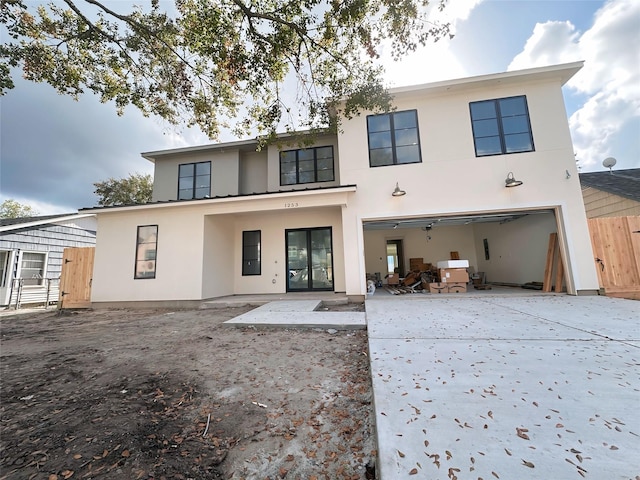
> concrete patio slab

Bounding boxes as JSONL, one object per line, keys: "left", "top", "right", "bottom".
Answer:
{"left": 200, "top": 292, "right": 349, "bottom": 309}
{"left": 224, "top": 300, "right": 366, "bottom": 329}
{"left": 366, "top": 296, "right": 640, "bottom": 479}
{"left": 249, "top": 300, "right": 323, "bottom": 312}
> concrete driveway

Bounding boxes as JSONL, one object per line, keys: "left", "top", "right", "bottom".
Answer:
{"left": 365, "top": 295, "right": 640, "bottom": 479}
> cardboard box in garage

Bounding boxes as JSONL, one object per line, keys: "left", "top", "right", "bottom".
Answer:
{"left": 409, "top": 257, "right": 424, "bottom": 270}
{"left": 439, "top": 268, "right": 469, "bottom": 283}
{"left": 429, "top": 282, "right": 448, "bottom": 294}
{"left": 447, "top": 282, "right": 467, "bottom": 293}
{"left": 387, "top": 273, "right": 400, "bottom": 285}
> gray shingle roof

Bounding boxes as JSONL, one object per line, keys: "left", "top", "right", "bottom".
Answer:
{"left": 0, "top": 213, "right": 77, "bottom": 227}
{"left": 579, "top": 168, "right": 640, "bottom": 202}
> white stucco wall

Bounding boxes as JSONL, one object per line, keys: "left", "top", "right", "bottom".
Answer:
{"left": 231, "top": 207, "right": 345, "bottom": 295}
{"left": 202, "top": 215, "right": 235, "bottom": 299}
{"left": 93, "top": 63, "right": 598, "bottom": 303}
{"left": 92, "top": 206, "right": 206, "bottom": 302}
{"left": 91, "top": 189, "right": 353, "bottom": 303}
{"left": 338, "top": 68, "right": 599, "bottom": 296}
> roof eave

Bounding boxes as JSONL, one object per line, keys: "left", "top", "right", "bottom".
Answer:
{"left": 388, "top": 61, "right": 585, "bottom": 97}
{"left": 79, "top": 185, "right": 358, "bottom": 214}
{"left": 0, "top": 213, "right": 96, "bottom": 233}
{"left": 141, "top": 129, "right": 334, "bottom": 162}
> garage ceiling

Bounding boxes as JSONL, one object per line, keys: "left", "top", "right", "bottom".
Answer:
{"left": 363, "top": 209, "right": 555, "bottom": 230}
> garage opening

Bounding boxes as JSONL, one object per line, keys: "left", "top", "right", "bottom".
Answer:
{"left": 363, "top": 209, "right": 567, "bottom": 295}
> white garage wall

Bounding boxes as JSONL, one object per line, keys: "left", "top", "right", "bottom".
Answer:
{"left": 472, "top": 213, "right": 557, "bottom": 285}
{"left": 364, "top": 225, "right": 479, "bottom": 277}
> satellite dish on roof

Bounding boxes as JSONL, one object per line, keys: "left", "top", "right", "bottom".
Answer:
{"left": 602, "top": 157, "right": 617, "bottom": 173}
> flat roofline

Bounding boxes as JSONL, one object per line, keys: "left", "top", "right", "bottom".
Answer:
{"left": 79, "top": 184, "right": 357, "bottom": 214}
{"left": 142, "top": 137, "right": 260, "bottom": 162}
{"left": 142, "top": 129, "right": 333, "bottom": 162}
{"left": 388, "top": 61, "right": 584, "bottom": 96}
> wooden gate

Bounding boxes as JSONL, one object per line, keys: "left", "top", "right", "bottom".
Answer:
{"left": 59, "top": 247, "right": 95, "bottom": 309}
{"left": 588, "top": 217, "right": 640, "bottom": 300}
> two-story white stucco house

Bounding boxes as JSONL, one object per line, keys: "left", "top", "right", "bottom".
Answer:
{"left": 82, "top": 61, "right": 599, "bottom": 307}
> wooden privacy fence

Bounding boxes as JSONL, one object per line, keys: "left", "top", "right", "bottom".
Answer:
{"left": 59, "top": 247, "right": 95, "bottom": 309}
{"left": 588, "top": 216, "right": 640, "bottom": 300}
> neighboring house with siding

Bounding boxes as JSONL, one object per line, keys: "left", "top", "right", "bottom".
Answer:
{"left": 579, "top": 168, "right": 640, "bottom": 218}
{"left": 0, "top": 214, "right": 96, "bottom": 307}
{"left": 81, "top": 61, "right": 600, "bottom": 306}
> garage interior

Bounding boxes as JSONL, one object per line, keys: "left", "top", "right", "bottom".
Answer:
{"left": 363, "top": 209, "right": 566, "bottom": 295}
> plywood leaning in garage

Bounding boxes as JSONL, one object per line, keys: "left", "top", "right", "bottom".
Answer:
{"left": 588, "top": 216, "right": 640, "bottom": 300}
{"left": 59, "top": 247, "right": 95, "bottom": 309}
{"left": 543, "top": 233, "right": 564, "bottom": 293}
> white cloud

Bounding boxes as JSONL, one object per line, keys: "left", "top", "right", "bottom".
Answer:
{"left": 508, "top": 0, "right": 640, "bottom": 170}
{"left": 509, "top": 20, "right": 581, "bottom": 67}
{"left": 435, "top": 0, "right": 484, "bottom": 24}
{"left": 383, "top": 0, "right": 484, "bottom": 86}
{"left": 0, "top": 193, "right": 73, "bottom": 216}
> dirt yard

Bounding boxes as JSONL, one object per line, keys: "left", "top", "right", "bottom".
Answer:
{"left": 0, "top": 305, "right": 375, "bottom": 480}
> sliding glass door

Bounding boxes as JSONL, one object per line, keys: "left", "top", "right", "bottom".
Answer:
{"left": 286, "top": 227, "right": 334, "bottom": 291}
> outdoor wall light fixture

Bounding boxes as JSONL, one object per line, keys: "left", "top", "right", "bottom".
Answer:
{"left": 505, "top": 172, "right": 523, "bottom": 188}
{"left": 392, "top": 182, "right": 406, "bottom": 196}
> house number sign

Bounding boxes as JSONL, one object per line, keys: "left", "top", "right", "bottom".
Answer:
{"left": 284, "top": 202, "right": 299, "bottom": 208}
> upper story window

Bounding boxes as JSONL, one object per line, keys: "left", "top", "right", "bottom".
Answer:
{"left": 280, "top": 146, "right": 334, "bottom": 186}
{"left": 367, "top": 110, "right": 421, "bottom": 167}
{"left": 470, "top": 96, "right": 534, "bottom": 156}
{"left": 178, "top": 161, "right": 211, "bottom": 200}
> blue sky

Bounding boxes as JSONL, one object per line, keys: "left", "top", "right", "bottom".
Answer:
{"left": 1, "top": 0, "right": 638, "bottom": 214}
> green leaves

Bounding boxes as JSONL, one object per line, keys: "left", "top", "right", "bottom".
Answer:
{"left": 0, "top": 199, "right": 38, "bottom": 218}
{"left": 2, "top": 0, "right": 451, "bottom": 139}
{"left": 93, "top": 173, "right": 153, "bottom": 206}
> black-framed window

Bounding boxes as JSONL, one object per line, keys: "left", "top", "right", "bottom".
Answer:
{"left": 135, "top": 225, "right": 158, "bottom": 279}
{"left": 178, "top": 161, "right": 211, "bottom": 200}
{"left": 242, "top": 230, "right": 261, "bottom": 276}
{"left": 367, "top": 110, "right": 421, "bottom": 167}
{"left": 470, "top": 95, "right": 534, "bottom": 156}
{"left": 280, "top": 146, "right": 334, "bottom": 185}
